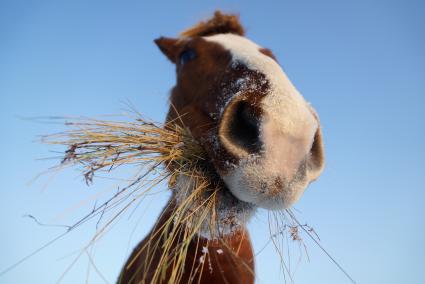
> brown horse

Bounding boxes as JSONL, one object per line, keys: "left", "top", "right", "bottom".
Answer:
{"left": 118, "top": 11, "right": 324, "bottom": 284}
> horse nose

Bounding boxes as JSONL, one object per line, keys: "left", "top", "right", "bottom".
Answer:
{"left": 219, "top": 99, "right": 262, "bottom": 158}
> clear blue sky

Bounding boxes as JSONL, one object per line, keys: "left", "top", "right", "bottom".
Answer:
{"left": 1, "top": 1, "right": 424, "bottom": 283}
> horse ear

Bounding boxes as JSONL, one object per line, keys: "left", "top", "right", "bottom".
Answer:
{"left": 154, "top": 37, "right": 179, "bottom": 63}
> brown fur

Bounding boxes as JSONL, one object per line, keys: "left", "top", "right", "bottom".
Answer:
{"left": 118, "top": 201, "right": 254, "bottom": 284}
{"left": 259, "top": 47, "right": 278, "bottom": 62}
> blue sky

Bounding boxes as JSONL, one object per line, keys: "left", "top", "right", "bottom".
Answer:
{"left": 1, "top": 1, "right": 424, "bottom": 283}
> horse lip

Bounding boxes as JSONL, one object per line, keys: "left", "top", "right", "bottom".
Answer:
{"left": 197, "top": 155, "right": 256, "bottom": 208}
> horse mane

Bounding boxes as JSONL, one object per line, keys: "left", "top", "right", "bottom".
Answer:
{"left": 180, "top": 11, "right": 245, "bottom": 38}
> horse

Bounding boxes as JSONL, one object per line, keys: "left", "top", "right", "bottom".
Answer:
{"left": 118, "top": 11, "right": 325, "bottom": 284}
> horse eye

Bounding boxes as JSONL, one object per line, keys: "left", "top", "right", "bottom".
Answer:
{"left": 179, "top": 49, "right": 196, "bottom": 65}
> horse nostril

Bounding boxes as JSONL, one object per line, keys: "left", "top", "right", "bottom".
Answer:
{"left": 306, "top": 126, "right": 325, "bottom": 180}
{"left": 219, "top": 100, "right": 262, "bottom": 156}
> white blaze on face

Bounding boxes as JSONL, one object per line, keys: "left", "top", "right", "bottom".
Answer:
{"left": 205, "top": 34, "right": 318, "bottom": 209}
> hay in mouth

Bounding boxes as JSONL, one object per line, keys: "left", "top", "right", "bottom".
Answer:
{"left": 38, "top": 114, "right": 340, "bottom": 284}
{"left": 43, "top": 115, "right": 249, "bottom": 283}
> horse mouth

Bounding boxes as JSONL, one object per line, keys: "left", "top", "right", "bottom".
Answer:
{"left": 198, "top": 157, "right": 253, "bottom": 207}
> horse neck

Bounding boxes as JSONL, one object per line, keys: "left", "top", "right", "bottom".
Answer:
{"left": 119, "top": 197, "right": 255, "bottom": 284}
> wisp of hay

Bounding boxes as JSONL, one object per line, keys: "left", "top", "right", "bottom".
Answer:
{"left": 34, "top": 115, "right": 354, "bottom": 284}
{"left": 42, "top": 116, "right": 227, "bottom": 283}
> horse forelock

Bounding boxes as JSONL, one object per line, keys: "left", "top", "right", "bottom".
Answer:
{"left": 180, "top": 10, "right": 245, "bottom": 38}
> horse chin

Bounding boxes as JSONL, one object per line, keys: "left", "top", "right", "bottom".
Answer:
{"left": 221, "top": 158, "right": 310, "bottom": 210}
{"left": 223, "top": 174, "right": 309, "bottom": 210}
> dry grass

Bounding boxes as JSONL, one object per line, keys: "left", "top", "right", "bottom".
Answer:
{"left": 42, "top": 115, "right": 226, "bottom": 283}
{"left": 36, "top": 114, "right": 344, "bottom": 284}
{"left": 44, "top": 117, "right": 204, "bottom": 185}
